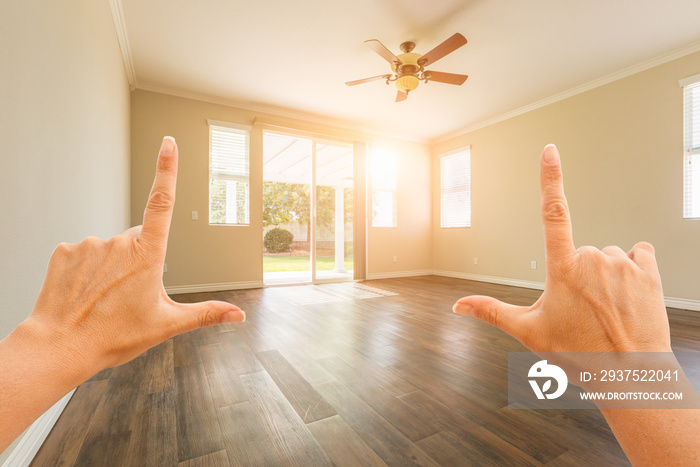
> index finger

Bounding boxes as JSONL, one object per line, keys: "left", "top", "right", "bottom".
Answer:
{"left": 140, "top": 136, "right": 178, "bottom": 254}
{"left": 540, "top": 144, "right": 575, "bottom": 266}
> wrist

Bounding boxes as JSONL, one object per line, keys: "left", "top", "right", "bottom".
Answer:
{"left": 9, "top": 318, "right": 92, "bottom": 391}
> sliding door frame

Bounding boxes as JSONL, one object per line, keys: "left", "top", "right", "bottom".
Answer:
{"left": 259, "top": 124, "right": 364, "bottom": 285}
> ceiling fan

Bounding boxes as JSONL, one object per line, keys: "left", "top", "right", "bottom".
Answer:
{"left": 346, "top": 33, "right": 468, "bottom": 102}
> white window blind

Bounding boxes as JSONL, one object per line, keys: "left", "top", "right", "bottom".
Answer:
{"left": 440, "top": 148, "right": 471, "bottom": 228}
{"left": 371, "top": 149, "right": 397, "bottom": 227}
{"left": 683, "top": 76, "right": 700, "bottom": 219}
{"left": 209, "top": 124, "right": 250, "bottom": 224}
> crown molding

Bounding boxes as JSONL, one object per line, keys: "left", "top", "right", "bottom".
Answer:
{"left": 434, "top": 39, "right": 700, "bottom": 145}
{"left": 133, "top": 82, "right": 431, "bottom": 144}
{"left": 109, "top": 0, "right": 137, "bottom": 87}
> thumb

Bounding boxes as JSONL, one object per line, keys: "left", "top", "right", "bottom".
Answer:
{"left": 453, "top": 295, "right": 530, "bottom": 339}
{"left": 169, "top": 300, "right": 246, "bottom": 335}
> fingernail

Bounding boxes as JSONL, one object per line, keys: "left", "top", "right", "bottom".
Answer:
{"left": 221, "top": 310, "right": 246, "bottom": 323}
{"left": 160, "top": 136, "right": 176, "bottom": 156}
{"left": 453, "top": 302, "right": 472, "bottom": 315}
{"left": 543, "top": 144, "right": 559, "bottom": 165}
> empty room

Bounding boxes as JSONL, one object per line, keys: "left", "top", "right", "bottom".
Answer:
{"left": 2, "top": 0, "right": 700, "bottom": 466}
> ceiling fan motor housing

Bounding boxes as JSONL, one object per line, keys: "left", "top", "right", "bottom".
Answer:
{"left": 392, "top": 52, "right": 422, "bottom": 92}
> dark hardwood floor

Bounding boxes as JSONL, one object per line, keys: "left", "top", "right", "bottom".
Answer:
{"left": 30, "top": 276, "right": 700, "bottom": 466}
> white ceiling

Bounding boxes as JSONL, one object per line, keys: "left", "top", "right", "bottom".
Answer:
{"left": 119, "top": 0, "right": 700, "bottom": 141}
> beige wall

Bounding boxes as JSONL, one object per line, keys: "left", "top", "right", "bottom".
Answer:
{"left": 368, "top": 138, "right": 433, "bottom": 276}
{"left": 433, "top": 51, "right": 700, "bottom": 301}
{"left": 0, "top": 0, "right": 130, "bottom": 461}
{"left": 130, "top": 90, "right": 432, "bottom": 289}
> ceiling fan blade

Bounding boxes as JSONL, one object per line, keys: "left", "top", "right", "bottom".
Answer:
{"left": 426, "top": 71, "right": 468, "bottom": 85}
{"left": 365, "top": 39, "right": 402, "bottom": 65}
{"left": 418, "top": 33, "right": 467, "bottom": 67}
{"left": 396, "top": 90, "right": 408, "bottom": 102}
{"left": 345, "top": 74, "right": 392, "bottom": 86}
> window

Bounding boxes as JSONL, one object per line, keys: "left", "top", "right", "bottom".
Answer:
{"left": 440, "top": 147, "right": 471, "bottom": 228}
{"left": 371, "top": 149, "right": 397, "bottom": 227}
{"left": 209, "top": 121, "right": 250, "bottom": 224}
{"left": 682, "top": 74, "right": 700, "bottom": 219}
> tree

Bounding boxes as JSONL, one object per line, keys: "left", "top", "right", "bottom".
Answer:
{"left": 263, "top": 182, "right": 339, "bottom": 241}
{"left": 210, "top": 179, "right": 248, "bottom": 224}
{"left": 209, "top": 179, "right": 226, "bottom": 224}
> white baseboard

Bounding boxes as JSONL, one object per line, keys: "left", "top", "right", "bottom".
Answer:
{"left": 432, "top": 270, "right": 546, "bottom": 291}
{"left": 165, "top": 281, "right": 263, "bottom": 295}
{"left": 365, "top": 270, "right": 434, "bottom": 280}
{"left": 2, "top": 389, "right": 76, "bottom": 467}
{"left": 664, "top": 297, "right": 700, "bottom": 312}
{"left": 432, "top": 270, "right": 700, "bottom": 312}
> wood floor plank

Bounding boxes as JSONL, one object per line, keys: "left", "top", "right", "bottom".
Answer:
{"left": 145, "top": 390, "right": 178, "bottom": 466}
{"left": 240, "top": 371, "right": 333, "bottom": 465}
{"left": 235, "top": 322, "right": 277, "bottom": 353}
{"left": 545, "top": 448, "right": 630, "bottom": 467}
{"left": 316, "top": 381, "right": 439, "bottom": 466}
{"left": 199, "top": 343, "right": 248, "bottom": 408}
{"left": 178, "top": 449, "right": 230, "bottom": 467}
{"left": 317, "top": 351, "right": 416, "bottom": 397}
{"left": 73, "top": 355, "right": 149, "bottom": 463}
{"left": 30, "top": 380, "right": 108, "bottom": 467}
{"left": 318, "top": 356, "right": 440, "bottom": 442}
{"left": 307, "top": 415, "right": 387, "bottom": 467}
{"left": 193, "top": 325, "right": 221, "bottom": 348}
{"left": 175, "top": 363, "right": 224, "bottom": 462}
{"left": 174, "top": 331, "right": 202, "bottom": 368}
{"left": 73, "top": 431, "right": 131, "bottom": 466}
{"left": 389, "top": 359, "right": 567, "bottom": 463}
{"left": 143, "top": 339, "right": 175, "bottom": 394}
{"left": 217, "top": 401, "right": 283, "bottom": 466}
{"left": 256, "top": 349, "right": 336, "bottom": 424}
{"left": 399, "top": 388, "right": 550, "bottom": 465}
{"left": 218, "top": 330, "right": 264, "bottom": 375}
{"left": 276, "top": 345, "right": 337, "bottom": 387}
{"left": 502, "top": 407, "right": 629, "bottom": 465}
{"left": 417, "top": 430, "right": 542, "bottom": 467}
{"left": 86, "top": 367, "right": 113, "bottom": 382}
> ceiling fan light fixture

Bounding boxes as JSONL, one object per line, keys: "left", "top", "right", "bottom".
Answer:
{"left": 396, "top": 75, "right": 419, "bottom": 92}
{"left": 347, "top": 33, "right": 468, "bottom": 101}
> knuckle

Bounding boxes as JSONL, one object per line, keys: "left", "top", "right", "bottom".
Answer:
{"left": 542, "top": 166, "right": 562, "bottom": 183}
{"left": 73, "top": 236, "right": 105, "bottom": 254}
{"left": 54, "top": 242, "right": 71, "bottom": 254}
{"left": 146, "top": 190, "right": 174, "bottom": 213}
{"left": 634, "top": 241, "right": 655, "bottom": 253}
{"left": 199, "top": 308, "right": 219, "bottom": 328}
{"left": 107, "top": 234, "right": 128, "bottom": 249}
{"left": 576, "top": 245, "right": 599, "bottom": 256}
{"left": 487, "top": 308, "right": 500, "bottom": 329}
{"left": 157, "top": 153, "right": 176, "bottom": 172}
{"left": 601, "top": 245, "right": 622, "bottom": 255}
{"left": 106, "top": 235, "right": 137, "bottom": 260}
{"left": 542, "top": 199, "right": 569, "bottom": 223}
{"left": 81, "top": 235, "right": 104, "bottom": 247}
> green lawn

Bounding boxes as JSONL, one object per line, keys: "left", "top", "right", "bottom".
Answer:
{"left": 263, "top": 255, "right": 353, "bottom": 272}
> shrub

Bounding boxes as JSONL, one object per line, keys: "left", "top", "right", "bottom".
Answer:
{"left": 264, "top": 228, "right": 294, "bottom": 253}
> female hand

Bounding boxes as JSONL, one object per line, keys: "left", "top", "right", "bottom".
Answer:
{"left": 9, "top": 136, "right": 245, "bottom": 385}
{"left": 452, "top": 145, "right": 700, "bottom": 467}
{"left": 453, "top": 144, "right": 670, "bottom": 355}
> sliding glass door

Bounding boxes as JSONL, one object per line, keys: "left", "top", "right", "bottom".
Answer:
{"left": 315, "top": 140, "right": 353, "bottom": 281}
{"left": 262, "top": 130, "right": 353, "bottom": 285}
